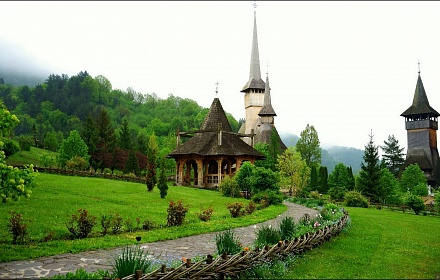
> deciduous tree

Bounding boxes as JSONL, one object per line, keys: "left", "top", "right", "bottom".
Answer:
{"left": 276, "top": 147, "right": 310, "bottom": 197}
{"left": 295, "top": 124, "right": 321, "bottom": 169}
{"left": 58, "top": 130, "right": 90, "bottom": 170}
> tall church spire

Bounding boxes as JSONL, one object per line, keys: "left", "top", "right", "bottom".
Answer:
{"left": 241, "top": 8, "right": 265, "bottom": 92}
{"left": 258, "top": 73, "right": 276, "bottom": 116}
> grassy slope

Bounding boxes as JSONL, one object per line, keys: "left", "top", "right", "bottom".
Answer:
{"left": 5, "top": 146, "right": 57, "bottom": 166}
{"left": 0, "top": 173, "right": 286, "bottom": 262}
{"left": 284, "top": 207, "right": 440, "bottom": 279}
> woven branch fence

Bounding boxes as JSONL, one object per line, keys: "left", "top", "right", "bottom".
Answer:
{"left": 120, "top": 212, "right": 349, "bottom": 280}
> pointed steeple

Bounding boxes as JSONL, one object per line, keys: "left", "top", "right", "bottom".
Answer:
{"left": 258, "top": 73, "right": 276, "bottom": 116}
{"left": 200, "top": 98, "right": 232, "bottom": 132}
{"left": 241, "top": 10, "right": 265, "bottom": 92}
{"left": 401, "top": 73, "right": 440, "bottom": 117}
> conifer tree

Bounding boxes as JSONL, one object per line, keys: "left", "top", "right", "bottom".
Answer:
{"left": 356, "top": 133, "right": 382, "bottom": 203}
{"left": 157, "top": 159, "right": 169, "bottom": 198}
{"left": 381, "top": 134, "right": 405, "bottom": 177}
{"left": 318, "top": 166, "right": 328, "bottom": 193}
{"left": 119, "top": 118, "right": 132, "bottom": 151}
{"left": 309, "top": 165, "right": 319, "bottom": 191}
{"left": 124, "top": 149, "right": 140, "bottom": 176}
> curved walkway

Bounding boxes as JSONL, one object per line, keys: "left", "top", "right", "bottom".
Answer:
{"left": 0, "top": 202, "right": 318, "bottom": 279}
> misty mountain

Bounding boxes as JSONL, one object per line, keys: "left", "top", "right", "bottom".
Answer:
{"left": 0, "top": 41, "right": 49, "bottom": 87}
{"left": 280, "top": 133, "right": 364, "bottom": 174}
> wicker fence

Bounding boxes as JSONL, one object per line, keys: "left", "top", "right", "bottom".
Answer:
{"left": 120, "top": 212, "right": 349, "bottom": 280}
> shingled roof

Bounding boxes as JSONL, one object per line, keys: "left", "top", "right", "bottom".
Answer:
{"left": 167, "top": 98, "right": 264, "bottom": 159}
{"left": 401, "top": 74, "right": 440, "bottom": 117}
{"left": 258, "top": 74, "right": 276, "bottom": 116}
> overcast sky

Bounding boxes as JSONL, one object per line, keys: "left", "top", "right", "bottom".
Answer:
{"left": 2, "top": 1, "right": 440, "bottom": 150}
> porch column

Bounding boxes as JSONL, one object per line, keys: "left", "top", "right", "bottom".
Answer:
{"left": 196, "top": 158, "right": 204, "bottom": 186}
{"left": 217, "top": 158, "right": 223, "bottom": 185}
{"left": 177, "top": 159, "right": 184, "bottom": 185}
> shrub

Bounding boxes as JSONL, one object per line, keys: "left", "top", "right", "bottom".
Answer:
{"left": 254, "top": 224, "right": 281, "bottom": 249}
{"left": 245, "top": 201, "right": 257, "bottom": 215}
{"left": 8, "top": 211, "right": 28, "bottom": 244}
{"left": 404, "top": 193, "right": 425, "bottom": 215}
{"left": 298, "top": 213, "right": 312, "bottom": 226}
{"left": 124, "top": 218, "right": 134, "bottom": 232}
{"left": 309, "top": 190, "right": 320, "bottom": 199}
{"left": 215, "top": 229, "right": 242, "bottom": 255}
{"left": 258, "top": 199, "right": 270, "bottom": 209}
{"left": 279, "top": 216, "right": 296, "bottom": 241}
{"left": 251, "top": 190, "right": 284, "bottom": 206}
{"left": 111, "top": 213, "right": 123, "bottom": 234}
{"left": 197, "top": 206, "right": 214, "bottom": 222}
{"left": 167, "top": 200, "right": 189, "bottom": 226}
{"left": 112, "top": 245, "right": 152, "bottom": 279}
{"left": 100, "top": 214, "right": 112, "bottom": 236}
{"left": 226, "top": 202, "right": 245, "bottom": 218}
{"left": 39, "top": 154, "right": 56, "bottom": 168}
{"left": 18, "top": 135, "right": 33, "bottom": 151}
{"left": 328, "top": 185, "right": 346, "bottom": 201}
{"left": 344, "top": 190, "right": 369, "bottom": 208}
{"left": 219, "top": 175, "right": 241, "bottom": 197}
{"left": 66, "top": 209, "right": 96, "bottom": 239}
{"left": 142, "top": 220, "right": 156, "bottom": 231}
{"left": 66, "top": 156, "right": 88, "bottom": 171}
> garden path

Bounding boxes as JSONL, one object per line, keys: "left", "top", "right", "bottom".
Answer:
{"left": 0, "top": 202, "right": 318, "bottom": 279}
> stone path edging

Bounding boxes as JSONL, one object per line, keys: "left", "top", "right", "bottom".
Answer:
{"left": 0, "top": 202, "right": 318, "bottom": 279}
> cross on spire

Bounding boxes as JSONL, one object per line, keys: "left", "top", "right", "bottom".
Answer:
{"left": 253, "top": 1, "right": 257, "bottom": 10}
{"left": 215, "top": 81, "right": 219, "bottom": 96}
{"left": 418, "top": 61, "right": 421, "bottom": 74}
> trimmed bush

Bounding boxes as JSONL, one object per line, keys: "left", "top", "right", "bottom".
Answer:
{"left": 226, "top": 202, "right": 245, "bottom": 218}
{"left": 167, "top": 200, "right": 189, "bottom": 226}
{"left": 219, "top": 175, "right": 241, "bottom": 197}
{"left": 344, "top": 190, "right": 369, "bottom": 208}
{"left": 197, "top": 206, "right": 214, "bottom": 222}
{"left": 404, "top": 193, "right": 425, "bottom": 215}
{"left": 251, "top": 190, "right": 284, "bottom": 206}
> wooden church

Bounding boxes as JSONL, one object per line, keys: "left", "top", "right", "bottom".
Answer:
{"left": 401, "top": 70, "right": 440, "bottom": 188}
{"left": 167, "top": 7, "right": 286, "bottom": 188}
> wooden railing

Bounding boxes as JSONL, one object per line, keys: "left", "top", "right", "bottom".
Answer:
{"left": 120, "top": 212, "right": 349, "bottom": 280}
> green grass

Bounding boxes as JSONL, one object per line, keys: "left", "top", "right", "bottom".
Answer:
{"left": 5, "top": 146, "right": 57, "bottom": 166}
{"left": 282, "top": 207, "right": 440, "bottom": 279}
{"left": 0, "top": 173, "right": 286, "bottom": 262}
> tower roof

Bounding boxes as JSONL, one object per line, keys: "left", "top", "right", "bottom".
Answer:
{"left": 401, "top": 74, "right": 440, "bottom": 117}
{"left": 258, "top": 73, "right": 277, "bottom": 116}
{"left": 167, "top": 97, "right": 264, "bottom": 159}
{"left": 200, "top": 98, "right": 232, "bottom": 132}
{"left": 241, "top": 11, "right": 265, "bottom": 92}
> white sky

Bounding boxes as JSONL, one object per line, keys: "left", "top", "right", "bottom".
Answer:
{"left": 2, "top": 1, "right": 440, "bottom": 150}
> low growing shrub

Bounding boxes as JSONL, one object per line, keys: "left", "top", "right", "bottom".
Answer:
{"left": 100, "top": 214, "right": 112, "bottom": 236}
{"left": 251, "top": 190, "right": 284, "bottom": 206}
{"left": 112, "top": 245, "right": 152, "bottom": 279}
{"left": 142, "top": 220, "right": 156, "bottom": 231}
{"left": 298, "top": 213, "right": 312, "bottom": 227}
{"left": 404, "top": 193, "right": 425, "bottom": 215}
{"left": 50, "top": 268, "right": 110, "bottom": 279}
{"left": 344, "top": 190, "right": 369, "bottom": 208}
{"left": 66, "top": 209, "right": 96, "bottom": 239}
{"left": 167, "top": 200, "right": 189, "bottom": 226}
{"left": 226, "top": 202, "right": 245, "bottom": 218}
{"left": 254, "top": 224, "right": 281, "bottom": 249}
{"left": 111, "top": 213, "right": 123, "bottom": 234}
{"left": 8, "top": 211, "right": 28, "bottom": 244}
{"left": 245, "top": 201, "right": 257, "bottom": 215}
{"left": 279, "top": 216, "right": 296, "bottom": 241}
{"left": 215, "top": 229, "right": 242, "bottom": 255}
{"left": 219, "top": 175, "right": 241, "bottom": 197}
{"left": 196, "top": 206, "right": 214, "bottom": 222}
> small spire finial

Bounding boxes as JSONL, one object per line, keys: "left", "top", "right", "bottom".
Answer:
{"left": 253, "top": 1, "right": 257, "bottom": 13}
{"left": 418, "top": 61, "right": 421, "bottom": 75}
{"left": 215, "top": 81, "right": 219, "bottom": 96}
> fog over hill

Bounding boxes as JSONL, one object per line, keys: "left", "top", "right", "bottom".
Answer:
{"left": 0, "top": 40, "right": 50, "bottom": 86}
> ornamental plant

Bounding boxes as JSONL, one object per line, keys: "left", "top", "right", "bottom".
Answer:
{"left": 66, "top": 209, "right": 97, "bottom": 239}
{"left": 226, "top": 202, "right": 245, "bottom": 218}
{"left": 196, "top": 206, "right": 214, "bottom": 222}
{"left": 215, "top": 229, "right": 242, "bottom": 255}
{"left": 7, "top": 211, "right": 28, "bottom": 244}
{"left": 254, "top": 224, "right": 281, "bottom": 249}
{"left": 167, "top": 200, "right": 189, "bottom": 226}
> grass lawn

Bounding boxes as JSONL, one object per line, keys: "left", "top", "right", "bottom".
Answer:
{"left": 283, "top": 206, "right": 440, "bottom": 279}
{"left": 5, "top": 145, "right": 57, "bottom": 167}
{"left": 0, "top": 173, "right": 286, "bottom": 262}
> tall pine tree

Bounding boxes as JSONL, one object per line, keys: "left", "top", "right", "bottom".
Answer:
{"left": 381, "top": 134, "right": 405, "bottom": 177}
{"left": 357, "top": 132, "right": 382, "bottom": 203}
{"left": 318, "top": 166, "right": 328, "bottom": 194}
